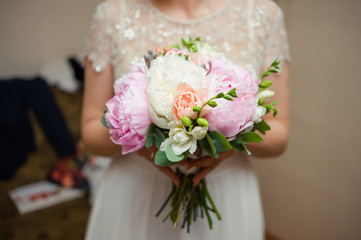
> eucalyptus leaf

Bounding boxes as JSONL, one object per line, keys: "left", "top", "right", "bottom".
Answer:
{"left": 240, "top": 132, "right": 264, "bottom": 143}
{"left": 101, "top": 110, "right": 110, "bottom": 129}
{"left": 165, "top": 145, "right": 185, "bottom": 162}
{"left": 229, "top": 140, "right": 246, "bottom": 152}
{"left": 206, "top": 134, "right": 216, "bottom": 155}
{"left": 208, "top": 131, "right": 232, "bottom": 152}
{"left": 153, "top": 127, "right": 166, "bottom": 148}
{"left": 155, "top": 150, "right": 175, "bottom": 166}
{"left": 254, "top": 120, "right": 271, "bottom": 135}
{"left": 234, "top": 137, "right": 251, "bottom": 155}
{"left": 199, "top": 137, "right": 217, "bottom": 157}
{"left": 145, "top": 124, "right": 155, "bottom": 148}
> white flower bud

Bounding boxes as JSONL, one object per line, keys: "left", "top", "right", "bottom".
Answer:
{"left": 257, "top": 89, "right": 275, "bottom": 100}
{"left": 252, "top": 106, "right": 266, "bottom": 123}
{"left": 191, "top": 126, "right": 208, "bottom": 140}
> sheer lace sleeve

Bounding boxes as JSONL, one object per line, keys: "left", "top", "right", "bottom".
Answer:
{"left": 262, "top": 2, "right": 291, "bottom": 69}
{"left": 86, "top": 2, "right": 112, "bottom": 72}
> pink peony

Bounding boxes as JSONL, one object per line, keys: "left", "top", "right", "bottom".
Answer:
{"left": 204, "top": 59, "right": 259, "bottom": 138}
{"left": 105, "top": 64, "right": 152, "bottom": 154}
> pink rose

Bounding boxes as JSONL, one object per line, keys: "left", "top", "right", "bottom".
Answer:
{"left": 204, "top": 59, "right": 259, "bottom": 138}
{"left": 172, "top": 84, "right": 208, "bottom": 121}
{"left": 105, "top": 64, "right": 152, "bottom": 154}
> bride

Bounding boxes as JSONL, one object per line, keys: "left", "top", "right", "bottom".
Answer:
{"left": 81, "top": 0, "right": 290, "bottom": 239}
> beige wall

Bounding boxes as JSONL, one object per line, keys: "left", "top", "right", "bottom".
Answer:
{"left": 0, "top": 0, "right": 102, "bottom": 77}
{"left": 253, "top": 0, "right": 361, "bottom": 239}
{"left": 1, "top": 0, "right": 360, "bottom": 239}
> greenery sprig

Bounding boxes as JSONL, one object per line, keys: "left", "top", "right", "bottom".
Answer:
{"left": 261, "top": 59, "right": 281, "bottom": 79}
{"left": 193, "top": 87, "right": 238, "bottom": 119}
{"left": 181, "top": 37, "right": 201, "bottom": 53}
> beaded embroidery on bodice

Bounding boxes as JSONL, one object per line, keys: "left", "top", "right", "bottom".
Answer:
{"left": 86, "top": 0, "right": 290, "bottom": 80}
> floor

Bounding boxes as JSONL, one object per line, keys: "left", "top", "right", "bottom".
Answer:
{"left": 0, "top": 88, "right": 280, "bottom": 240}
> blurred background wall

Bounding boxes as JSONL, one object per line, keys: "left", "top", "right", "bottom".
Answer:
{"left": 0, "top": 0, "right": 360, "bottom": 239}
{"left": 0, "top": 0, "right": 100, "bottom": 77}
{"left": 253, "top": 0, "right": 361, "bottom": 239}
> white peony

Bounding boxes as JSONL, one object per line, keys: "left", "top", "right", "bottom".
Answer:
{"left": 147, "top": 55, "right": 206, "bottom": 129}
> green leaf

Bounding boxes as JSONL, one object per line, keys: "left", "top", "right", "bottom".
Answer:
{"left": 229, "top": 140, "right": 246, "bottom": 152}
{"left": 165, "top": 145, "right": 185, "bottom": 162}
{"left": 101, "top": 110, "right": 109, "bottom": 128}
{"left": 145, "top": 124, "right": 155, "bottom": 148}
{"left": 181, "top": 38, "right": 188, "bottom": 47}
{"left": 254, "top": 120, "right": 271, "bottom": 135}
{"left": 199, "top": 136, "right": 218, "bottom": 157}
{"left": 208, "top": 131, "right": 233, "bottom": 152}
{"left": 154, "top": 150, "right": 175, "bottom": 166}
{"left": 194, "top": 37, "right": 201, "bottom": 41}
{"left": 171, "top": 44, "right": 180, "bottom": 49}
{"left": 232, "top": 137, "right": 251, "bottom": 155}
{"left": 239, "top": 132, "right": 264, "bottom": 143}
{"left": 153, "top": 127, "right": 166, "bottom": 148}
{"left": 206, "top": 134, "right": 216, "bottom": 155}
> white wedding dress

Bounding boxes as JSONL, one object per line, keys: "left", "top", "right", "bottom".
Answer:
{"left": 85, "top": 0, "right": 290, "bottom": 239}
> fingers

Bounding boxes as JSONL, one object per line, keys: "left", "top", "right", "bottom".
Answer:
{"left": 192, "top": 163, "right": 220, "bottom": 186}
{"left": 157, "top": 166, "right": 180, "bottom": 187}
{"left": 187, "top": 156, "right": 218, "bottom": 169}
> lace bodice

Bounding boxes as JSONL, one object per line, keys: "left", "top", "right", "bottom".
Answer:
{"left": 86, "top": 0, "right": 290, "bottom": 80}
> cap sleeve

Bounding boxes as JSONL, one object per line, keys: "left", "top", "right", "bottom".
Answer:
{"left": 262, "top": 3, "right": 291, "bottom": 70}
{"left": 86, "top": 2, "right": 112, "bottom": 72}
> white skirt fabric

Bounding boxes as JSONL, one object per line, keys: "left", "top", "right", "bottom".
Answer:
{"left": 85, "top": 153, "right": 264, "bottom": 240}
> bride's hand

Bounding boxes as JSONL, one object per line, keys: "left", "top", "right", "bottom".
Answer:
{"left": 186, "top": 150, "right": 237, "bottom": 186}
{"left": 135, "top": 146, "right": 181, "bottom": 187}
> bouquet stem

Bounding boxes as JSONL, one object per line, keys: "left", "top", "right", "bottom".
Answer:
{"left": 156, "top": 172, "right": 221, "bottom": 233}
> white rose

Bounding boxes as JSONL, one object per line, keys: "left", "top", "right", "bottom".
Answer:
{"left": 160, "top": 126, "right": 197, "bottom": 155}
{"left": 252, "top": 106, "right": 266, "bottom": 123}
{"left": 146, "top": 55, "right": 206, "bottom": 129}
{"left": 191, "top": 126, "right": 208, "bottom": 140}
{"left": 258, "top": 89, "right": 275, "bottom": 101}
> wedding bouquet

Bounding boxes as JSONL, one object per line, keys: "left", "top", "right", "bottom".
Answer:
{"left": 102, "top": 37, "right": 280, "bottom": 232}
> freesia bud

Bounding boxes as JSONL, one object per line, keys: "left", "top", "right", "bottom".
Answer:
{"left": 258, "top": 89, "right": 275, "bottom": 101}
{"left": 193, "top": 106, "right": 201, "bottom": 112}
{"left": 191, "top": 126, "right": 208, "bottom": 140}
{"left": 197, "top": 117, "right": 208, "bottom": 127}
{"left": 181, "top": 116, "right": 193, "bottom": 126}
